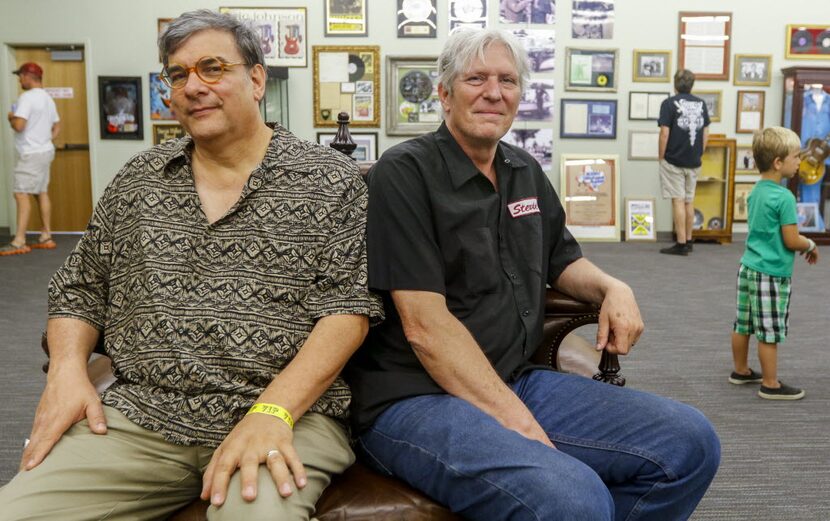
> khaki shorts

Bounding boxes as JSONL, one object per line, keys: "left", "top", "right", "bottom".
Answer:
{"left": 659, "top": 159, "right": 699, "bottom": 202}
{"left": 13, "top": 149, "right": 55, "bottom": 194}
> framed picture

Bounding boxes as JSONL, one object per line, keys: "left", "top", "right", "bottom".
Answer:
{"left": 786, "top": 25, "right": 830, "bottom": 60}
{"left": 693, "top": 90, "right": 722, "bottom": 122}
{"left": 625, "top": 198, "right": 656, "bottom": 241}
{"left": 98, "top": 76, "right": 143, "bottom": 140}
{"left": 152, "top": 123, "right": 185, "bottom": 145}
{"left": 397, "top": 0, "right": 437, "bottom": 38}
{"left": 565, "top": 47, "right": 618, "bottom": 92}
{"left": 157, "top": 18, "right": 173, "bottom": 41}
{"left": 531, "top": 0, "right": 556, "bottom": 24}
{"left": 313, "top": 45, "right": 380, "bottom": 128}
{"left": 501, "top": 128, "right": 553, "bottom": 171}
{"left": 518, "top": 81, "right": 555, "bottom": 122}
{"left": 632, "top": 50, "right": 671, "bottom": 82}
{"left": 628, "top": 130, "right": 659, "bottom": 160}
{"left": 386, "top": 56, "right": 442, "bottom": 135}
{"left": 678, "top": 12, "right": 732, "bottom": 81}
{"left": 736, "top": 90, "right": 765, "bottom": 134}
{"left": 149, "top": 73, "right": 174, "bottom": 121}
{"left": 797, "top": 202, "right": 823, "bottom": 232}
{"left": 629, "top": 91, "right": 669, "bottom": 120}
{"left": 512, "top": 30, "right": 555, "bottom": 73}
{"left": 560, "top": 99, "right": 617, "bottom": 139}
{"left": 733, "top": 182, "right": 754, "bottom": 222}
{"left": 317, "top": 131, "right": 378, "bottom": 161}
{"left": 734, "top": 54, "right": 771, "bottom": 86}
{"left": 560, "top": 154, "right": 620, "bottom": 241}
{"left": 219, "top": 7, "right": 307, "bottom": 67}
{"left": 449, "top": 0, "right": 488, "bottom": 34}
{"left": 571, "top": 0, "right": 614, "bottom": 39}
{"left": 499, "top": 0, "right": 530, "bottom": 24}
{"left": 735, "top": 145, "right": 757, "bottom": 174}
{"left": 324, "top": 0, "right": 367, "bottom": 36}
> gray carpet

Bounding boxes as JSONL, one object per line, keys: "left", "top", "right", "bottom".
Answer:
{"left": 1, "top": 236, "right": 829, "bottom": 520}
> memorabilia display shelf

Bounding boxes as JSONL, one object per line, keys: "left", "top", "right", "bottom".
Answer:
{"left": 263, "top": 67, "right": 289, "bottom": 128}
{"left": 692, "top": 135, "right": 736, "bottom": 244}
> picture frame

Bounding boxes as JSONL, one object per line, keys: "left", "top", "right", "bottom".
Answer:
{"left": 518, "top": 81, "right": 555, "bottom": 122}
{"left": 733, "top": 182, "right": 754, "bottom": 223}
{"left": 628, "top": 91, "right": 669, "bottom": 120}
{"left": 512, "top": 30, "right": 555, "bottom": 73}
{"left": 219, "top": 7, "right": 308, "bottom": 67}
{"left": 786, "top": 25, "right": 830, "bottom": 60}
{"left": 735, "top": 145, "right": 757, "bottom": 174}
{"left": 628, "top": 130, "right": 660, "bottom": 160}
{"left": 797, "top": 202, "right": 823, "bottom": 232}
{"left": 571, "top": 0, "right": 614, "bottom": 39}
{"left": 734, "top": 54, "right": 772, "bottom": 86}
{"left": 386, "top": 56, "right": 442, "bottom": 135}
{"left": 157, "top": 18, "right": 173, "bottom": 42}
{"left": 449, "top": 0, "right": 488, "bottom": 34}
{"left": 736, "top": 90, "right": 765, "bottom": 134}
{"left": 98, "top": 76, "right": 143, "bottom": 140}
{"left": 632, "top": 50, "right": 672, "bottom": 83}
{"left": 324, "top": 0, "right": 368, "bottom": 36}
{"left": 560, "top": 154, "right": 620, "bottom": 241}
{"left": 313, "top": 45, "right": 380, "bottom": 128}
{"left": 501, "top": 128, "right": 553, "bottom": 171}
{"left": 624, "top": 198, "right": 657, "bottom": 241}
{"left": 149, "top": 73, "right": 174, "bottom": 121}
{"left": 152, "top": 123, "right": 186, "bottom": 145}
{"left": 397, "top": 0, "right": 437, "bottom": 38}
{"left": 560, "top": 99, "right": 617, "bottom": 139}
{"left": 678, "top": 12, "right": 732, "bottom": 81}
{"left": 693, "top": 90, "right": 722, "bottom": 122}
{"left": 317, "top": 131, "right": 378, "bottom": 161}
{"left": 565, "top": 47, "right": 618, "bottom": 92}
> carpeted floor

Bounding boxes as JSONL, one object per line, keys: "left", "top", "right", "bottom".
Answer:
{"left": 1, "top": 235, "right": 828, "bottom": 519}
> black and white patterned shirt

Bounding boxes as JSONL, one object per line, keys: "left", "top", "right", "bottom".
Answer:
{"left": 48, "top": 124, "right": 383, "bottom": 447}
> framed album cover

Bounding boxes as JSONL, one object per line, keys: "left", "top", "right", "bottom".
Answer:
{"left": 313, "top": 45, "right": 380, "bottom": 128}
{"left": 736, "top": 90, "right": 765, "bottom": 133}
{"left": 693, "top": 90, "right": 722, "bottom": 122}
{"left": 149, "top": 73, "right": 174, "bottom": 121}
{"left": 632, "top": 50, "right": 671, "bottom": 83}
{"left": 560, "top": 99, "right": 617, "bottom": 139}
{"left": 324, "top": 0, "right": 368, "bottom": 36}
{"left": 628, "top": 91, "right": 669, "bottom": 120}
{"left": 565, "top": 47, "right": 618, "bottom": 92}
{"left": 98, "top": 76, "right": 143, "bottom": 140}
{"left": 678, "top": 12, "right": 732, "bottom": 81}
{"left": 397, "top": 0, "right": 437, "bottom": 38}
{"left": 560, "top": 154, "right": 620, "bottom": 241}
{"left": 386, "top": 56, "right": 442, "bottom": 135}
{"left": 625, "top": 198, "right": 656, "bottom": 241}
{"left": 219, "top": 7, "right": 307, "bottom": 67}
{"left": 786, "top": 25, "right": 830, "bottom": 60}
{"left": 152, "top": 123, "right": 186, "bottom": 145}
{"left": 317, "top": 131, "right": 378, "bottom": 161}
{"left": 734, "top": 54, "right": 772, "bottom": 86}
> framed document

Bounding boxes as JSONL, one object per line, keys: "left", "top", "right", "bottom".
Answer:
{"left": 628, "top": 130, "right": 660, "bottom": 160}
{"left": 565, "top": 47, "right": 618, "bottom": 92}
{"left": 632, "top": 50, "right": 672, "bottom": 83}
{"left": 628, "top": 91, "right": 669, "bottom": 120}
{"left": 736, "top": 90, "right": 765, "bottom": 134}
{"left": 317, "top": 131, "right": 378, "bottom": 161}
{"left": 734, "top": 54, "right": 772, "bottom": 86}
{"left": 693, "top": 90, "right": 722, "bottom": 122}
{"left": 386, "top": 56, "right": 442, "bottom": 135}
{"left": 561, "top": 154, "right": 620, "bottom": 241}
{"left": 786, "top": 25, "right": 830, "bottom": 60}
{"left": 152, "top": 123, "right": 185, "bottom": 145}
{"left": 313, "top": 45, "right": 380, "bottom": 128}
{"left": 219, "top": 7, "right": 308, "bottom": 67}
{"left": 678, "top": 12, "right": 732, "bottom": 81}
{"left": 324, "top": 0, "right": 368, "bottom": 36}
{"left": 397, "top": 0, "right": 437, "bottom": 38}
{"left": 733, "top": 182, "right": 754, "bottom": 222}
{"left": 560, "top": 99, "right": 617, "bottom": 139}
{"left": 625, "top": 198, "right": 656, "bottom": 241}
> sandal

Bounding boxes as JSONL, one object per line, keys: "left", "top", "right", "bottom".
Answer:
{"left": 30, "top": 237, "right": 57, "bottom": 250}
{"left": 0, "top": 242, "right": 31, "bottom": 256}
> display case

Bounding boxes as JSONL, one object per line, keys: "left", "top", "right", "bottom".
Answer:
{"left": 262, "top": 67, "right": 290, "bottom": 128}
{"left": 781, "top": 66, "right": 830, "bottom": 243}
{"left": 692, "top": 135, "right": 736, "bottom": 244}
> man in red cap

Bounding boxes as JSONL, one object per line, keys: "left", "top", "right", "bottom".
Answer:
{"left": 3, "top": 61, "right": 61, "bottom": 255}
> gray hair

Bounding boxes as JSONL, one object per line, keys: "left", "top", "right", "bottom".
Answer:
{"left": 674, "top": 69, "right": 695, "bottom": 94}
{"left": 438, "top": 28, "right": 530, "bottom": 96}
{"left": 158, "top": 9, "right": 266, "bottom": 74}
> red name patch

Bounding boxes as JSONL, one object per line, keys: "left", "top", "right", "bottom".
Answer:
{"left": 508, "top": 198, "right": 540, "bottom": 218}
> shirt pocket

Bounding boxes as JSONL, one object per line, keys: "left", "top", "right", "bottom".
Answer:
{"left": 455, "top": 227, "right": 500, "bottom": 295}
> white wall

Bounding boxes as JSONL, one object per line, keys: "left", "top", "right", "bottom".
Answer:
{"left": 1, "top": 0, "right": 827, "bottom": 233}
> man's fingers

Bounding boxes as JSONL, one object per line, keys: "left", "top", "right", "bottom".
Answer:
{"left": 208, "top": 457, "right": 237, "bottom": 506}
{"left": 239, "top": 454, "right": 260, "bottom": 501}
{"left": 596, "top": 313, "right": 610, "bottom": 351}
{"left": 279, "top": 445, "right": 307, "bottom": 489}
{"left": 85, "top": 402, "right": 108, "bottom": 434}
{"left": 266, "top": 450, "right": 294, "bottom": 497}
{"left": 21, "top": 424, "right": 63, "bottom": 471}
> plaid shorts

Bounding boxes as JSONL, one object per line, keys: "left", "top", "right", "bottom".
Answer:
{"left": 733, "top": 264, "right": 791, "bottom": 343}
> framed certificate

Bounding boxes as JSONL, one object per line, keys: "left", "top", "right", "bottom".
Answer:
{"left": 628, "top": 91, "right": 669, "bottom": 120}
{"left": 678, "top": 12, "right": 732, "bottom": 81}
{"left": 560, "top": 154, "right": 620, "bottom": 241}
{"left": 628, "top": 130, "right": 660, "bottom": 160}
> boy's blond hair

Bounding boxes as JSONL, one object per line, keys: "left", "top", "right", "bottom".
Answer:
{"left": 752, "top": 126, "right": 801, "bottom": 172}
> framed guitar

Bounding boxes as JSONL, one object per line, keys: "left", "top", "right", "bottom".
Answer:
{"left": 799, "top": 130, "right": 830, "bottom": 185}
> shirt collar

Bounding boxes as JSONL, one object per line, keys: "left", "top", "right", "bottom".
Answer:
{"left": 435, "top": 122, "right": 528, "bottom": 190}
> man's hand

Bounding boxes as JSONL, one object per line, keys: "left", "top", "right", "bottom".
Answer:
{"left": 596, "top": 281, "right": 644, "bottom": 355}
{"left": 201, "top": 413, "right": 306, "bottom": 507}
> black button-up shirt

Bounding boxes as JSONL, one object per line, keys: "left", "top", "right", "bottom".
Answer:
{"left": 347, "top": 123, "right": 582, "bottom": 432}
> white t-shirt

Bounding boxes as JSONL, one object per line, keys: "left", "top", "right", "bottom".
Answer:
{"left": 13, "top": 88, "right": 60, "bottom": 155}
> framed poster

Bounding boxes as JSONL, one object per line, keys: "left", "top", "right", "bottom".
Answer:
{"left": 678, "top": 12, "right": 732, "bottom": 81}
{"left": 632, "top": 50, "right": 671, "bottom": 83}
{"left": 386, "top": 56, "right": 442, "bottom": 135}
{"left": 560, "top": 99, "right": 617, "bottom": 139}
{"left": 449, "top": 0, "right": 488, "bottom": 34}
{"left": 98, "top": 76, "right": 143, "bottom": 140}
{"left": 397, "top": 0, "right": 437, "bottom": 38}
{"left": 693, "top": 90, "right": 722, "bottom": 122}
{"left": 313, "top": 45, "right": 380, "bottom": 128}
{"left": 736, "top": 90, "right": 765, "bottom": 133}
{"left": 219, "top": 7, "right": 307, "bottom": 67}
{"left": 733, "top": 182, "right": 754, "bottom": 222}
{"left": 518, "top": 81, "right": 555, "bottom": 122}
{"left": 572, "top": 0, "right": 614, "bottom": 39}
{"left": 324, "top": 0, "right": 367, "bottom": 36}
{"left": 152, "top": 123, "right": 185, "bottom": 145}
{"left": 786, "top": 25, "right": 830, "bottom": 60}
{"left": 734, "top": 54, "right": 772, "bottom": 86}
{"left": 317, "top": 131, "right": 378, "bottom": 161}
{"left": 149, "top": 73, "right": 174, "bottom": 121}
{"left": 628, "top": 91, "right": 669, "bottom": 120}
{"left": 797, "top": 202, "right": 823, "bottom": 232}
{"left": 565, "top": 47, "right": 618, "bottom": 92}
{"left": 502, "top": 128, "right": 553, "bottom": 171}
{"left": 628, "top": 130, "right": 659, "bottom": 160}
{"left": 560, "top": 154, "right": 620, "bottom": 241}
{"left": 625, "top": 198, "right": 656, "bottom": 241}
{"left": 511, "top": 29, "right": 555, "bottom": 73}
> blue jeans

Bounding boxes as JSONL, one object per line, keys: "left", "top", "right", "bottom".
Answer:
{"left": 357, "top": 370, "right": 720, "bottom": 521}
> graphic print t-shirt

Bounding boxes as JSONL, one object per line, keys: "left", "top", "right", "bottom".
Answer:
{"left": 658, "top": 93, "right": 710, "bottom": 168}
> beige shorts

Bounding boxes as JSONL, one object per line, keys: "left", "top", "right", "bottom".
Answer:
{"left": 13, "top": 149, "right": 55, "bottom": 194}
{"left": 659, "top": 159, "right": 699, "bottom": 202}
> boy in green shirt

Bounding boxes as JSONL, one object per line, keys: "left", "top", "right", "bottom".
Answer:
{"left": 730, "top": 127, "right": 819, "bottom": 400}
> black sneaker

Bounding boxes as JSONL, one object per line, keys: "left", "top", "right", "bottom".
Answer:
{"left": 659, "top": 243, "right": 689, "bottom": 256}
{"left": 728, "top": 369, "right": 763, "bottom": 385}
{"left": 687, "top": 240, "right": 694, "bottom": 252}
{"left": 758, "top": 382, "right": 805, "bottom": 400}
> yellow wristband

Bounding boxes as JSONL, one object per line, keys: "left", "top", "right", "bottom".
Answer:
{"left": 246, "top": 403, "right": 295, "bottom": 429}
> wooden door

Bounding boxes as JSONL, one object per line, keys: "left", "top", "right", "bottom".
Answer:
{"left": 14, "top": 47, "right": 91, "bottom": 232}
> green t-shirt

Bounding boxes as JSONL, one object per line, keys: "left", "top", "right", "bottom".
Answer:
{"left": 740, "top": 179, "right": 798, "bottom": 277}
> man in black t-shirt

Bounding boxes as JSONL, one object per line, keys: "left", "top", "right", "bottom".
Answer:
{"left": 658, "top": 69, "right": 710, "bottom": 255}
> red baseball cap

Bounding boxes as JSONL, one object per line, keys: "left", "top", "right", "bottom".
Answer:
{"left": 12, "top": 62, "right": 43, "bottom": 78}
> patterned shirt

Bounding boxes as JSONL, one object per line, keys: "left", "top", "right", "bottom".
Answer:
{"left": 48, "top": 124, "right": 383, "bottom": 447}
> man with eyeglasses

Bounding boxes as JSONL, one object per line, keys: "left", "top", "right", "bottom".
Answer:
{"left": 0, "top": 9, "right": 381, "bottom": 521}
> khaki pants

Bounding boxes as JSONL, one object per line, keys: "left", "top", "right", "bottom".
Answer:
{"left": 0, "top": 406, "right": 354, "bottom": 521}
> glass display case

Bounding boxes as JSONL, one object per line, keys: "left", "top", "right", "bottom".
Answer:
{"left": 262, "top": 66, "right": 289, "bottom": 128}
{"left": 781, "top": 66, "right": 830, "bottom": 243}
{"left": 692, "top": 135, "right": 736, "bottom": 244}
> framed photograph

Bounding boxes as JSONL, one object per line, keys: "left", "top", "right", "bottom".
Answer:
{"left": 628, "top": 130, "right": 659, "bottom": 160}
{"left": 632, "top": 50, "right": 671, "bottom": 82}
{"left": 502, "top": 128, "right": 553, "bottom": 170}
{"left": 449, "top": 0, "right": 488, "bottom": 34}
{"left": 678, "top": 12, "right": 732, "bottom": 81}
{"left": 98, "top": 76, "right": 142, "bottom": 140}
{"left": 693, "top": 90, "right": 722, "bottom": 122}
{"left": 733, "top": 182, "right": 754, "bottom": 222}
{"left": 531, "top": 0, "right": 556, "bottom": 24}
{"left": 786, "top": 25, "right": 830, "bottom": 60}
{"left": 734, "top": 54, "right": 771, "bottom": 86}
{"left": 625, "top": 198, "right": 656, "bottom": 241}
{"left": 219, "top": 7, "right": 307, "bottom": 67}
{"left": 560, "top": 154, "right": 620, "bottom": 241}
{"left": 386, "top": 56, "right": 442, "bottom": 135}
{"left": 628, "top": 91, "right": 669, "bottom": 120}
{"left": 499, "top": 0, "right": 530, "bottom": 24}
{"left": 736, "top": 90, "right": 765, "bottom": 134}
{"left": 397, "top": 0, "right": 437, "bottom": 38}
{"left": 735, "top": 145, "right": 757, "bottom": 174}
{"left": 560, "top": 99, "right": 617, "bottom": 139}
{"left": 512, "top": 30, "right": 555, "bottom": 73}
{"left": 797, "top": 202, "right": 824, "bottom": 232}
{"left": 324, "top": 0, "right": 367, "bottom": 36}
{"left": 518, "top": 81, "right": 554, "bottom": 122}
{"left": 313, "top": 45, "right": 380, "bottom": 128}
{"left": 149, "top": 73, "right": 174, "bottom": 121}
{"left": 572, "top": 0, "right": 614, "bottom": 39}
{"left": 317, "top": 131, "right": 378, "bottom": 161}
{"left": 565, "top": 47, "right": 618, "bottom": 92}
{"left": 152, "top": 123, "right": 185, "bottom": 145}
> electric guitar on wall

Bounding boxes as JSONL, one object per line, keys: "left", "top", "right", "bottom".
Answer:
{"left": 799, "top": 130, "right": 830, "bottom": 185}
